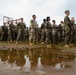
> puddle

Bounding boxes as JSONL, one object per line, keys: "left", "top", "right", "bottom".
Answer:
{"left": 0, "top": 48, "right": 76, "bottom": 75}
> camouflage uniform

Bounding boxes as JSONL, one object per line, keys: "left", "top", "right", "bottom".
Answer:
{"left": 62, "top": 24, "right": 65, "bottom": 43}
{"left": 29, "top": 19, "right": 38, "bottom": 43}
{"left": 1, "top": 25, "right": 8, "bottom": 41}
{"left": 9, "top": 23, "right": 16, "bottom": 41}
{"left": 17, "top": 22, "right": 26, "bottom": 42}
{"left": 70, "top": 21, "right": 74, "bottom": 43}
{"left": 57, "top": 24, "right": 62, "bottom": 43}
{"left": 41, "top": 22, "right": 46, "bottom": 43}
{"left": 51, "top": 24, "right": 58, "bottom": 44}
{"left": 45, "top": 21, "right": 52, "bottom": 44}
{"left": 74, "top": 24, "right": 76, "bottom": 43}
{"left": 64, "top": 16, "right": 71, "bottom": 44}
{"left": 0, "top": 27, "right": 2, "bottom": 41}
{"left": 26, "top": 27, "right": 29, "bottom": 42}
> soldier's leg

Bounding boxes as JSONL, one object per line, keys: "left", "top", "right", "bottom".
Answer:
{"left": 41, "top": 31, "right": 45, "bottom": 43}
{"left": 16, "top": 29, "right": 21, "bottom": 43}
{"left": 33, "top": 33, "right": 36, "bottom": 43}
{"left": 29, "top": 33, "right": 33, "bottom": 43}
{"left": 55, "top": 33, "right": 58, "bottom": 44}
{"left": 65, "top": 32, "right": 70, "bottom": 47}
{"left": 74, "top": 31, "right": 76, "bottom": 43}
{"left": 54, "top": 34, "right": 56, "bottom": 44}
{"left": 13, "top": 31, "right": 16, "bottom": 41}
{"left": 35, "top": 30, "right": 38, "bottom": 43}
{"left": 58, "top": 32, "right": 62, "bottom": 43}
{"left": 70, "top": 31, "right": 74, "bottom": 43}
{"left": 52, "top": 34, "right": 55, "bottom": 44}
{"left": 45, "top": 31, "right": 49, "bottom": 44}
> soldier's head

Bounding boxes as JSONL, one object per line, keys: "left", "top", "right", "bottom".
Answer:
{"left": 65, "top": 10, "right": 70, "bottom": 16}
{"left": 43, "top": 19, "right": 46, "bottom": 23}
{"left": 60, "top": 21, "right": 64, "bottom": 24}
{"left": 21, "top": 18, "right": 24, "bottom": 22}
{"left": 52, "top": 20, "right": 56, "bottom": 24}
{"left": 11, "top": 20, "right": 13, "bottom": 24}
{"left": 46, "top": 16, "right": 50, "bottom": 21}
{"left": 32, "top": 15, "right": 36, "bottom": 19}
{"left": 71, "top": 17, "right": 75, "bottom": 24}
{"left": 71, "top": 17, "right": 75, "bottom": 21}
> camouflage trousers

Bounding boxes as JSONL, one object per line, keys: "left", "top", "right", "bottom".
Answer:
{"left": 41, "top": 29, "right": 45, "bottom": 42}
{"left": 16, "top": 29, "right": 26, "bottom": 42}
{"left": 51, "top": 33, "right": 57, "bottom": 44}
{"left": 64, "top": 26, "right": 71, "bottom": 44}
{"left": 70, "top": 31, "right": 74, "bottom": 43}
{"left": 29, "top": 31, "right": 36, "bottom": 43}
{"left": 65, "top": 31, "right": 71, "bottom": 44}
{"left": 45, "top": 30, "right": 52, "bottom": 44}
{"left": 57, "top": 31, "right": 62, "bottom": 43}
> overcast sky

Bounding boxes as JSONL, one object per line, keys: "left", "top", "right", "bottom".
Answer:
{"left": 0, "top": 0, "right": 76, "bottom": 27}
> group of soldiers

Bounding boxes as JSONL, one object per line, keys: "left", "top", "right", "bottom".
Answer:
{"left": 0, "top": 10, "right": 76, "bottom": 47}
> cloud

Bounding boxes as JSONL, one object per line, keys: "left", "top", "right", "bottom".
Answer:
{"left": 0, "top": 0, "right": 76, "bottom": 26}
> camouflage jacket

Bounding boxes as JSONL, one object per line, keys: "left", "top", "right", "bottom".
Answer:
{"left": 9, "top": 23, "right": 15, "bottom": 31}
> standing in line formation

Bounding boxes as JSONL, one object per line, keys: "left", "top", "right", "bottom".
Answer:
{"left": 0, "top": 10, "right": 76, "bottom": 47}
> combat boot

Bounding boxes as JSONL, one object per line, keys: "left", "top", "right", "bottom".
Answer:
{"left": 65, "top": 44, "right": 70, "bottom": 47}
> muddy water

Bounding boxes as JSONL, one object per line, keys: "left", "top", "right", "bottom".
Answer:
{"left": 0, "top": 48, "right": 76, "bottom": 75}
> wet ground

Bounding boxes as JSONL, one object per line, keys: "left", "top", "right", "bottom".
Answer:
{"left": 0, "top": 45, "right": 76, "bottom": 75}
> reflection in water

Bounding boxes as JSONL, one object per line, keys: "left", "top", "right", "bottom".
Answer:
{"left": 0, "top": 48, "right": 76, "bottom": 70}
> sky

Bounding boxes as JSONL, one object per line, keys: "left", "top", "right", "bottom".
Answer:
{"left": 0, "top": 0, "right": 76, "bottom": 27}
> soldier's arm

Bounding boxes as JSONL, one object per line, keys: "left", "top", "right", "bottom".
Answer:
{"left": 24, "top": 23, "right": 26, "bottom": 28}
{"left": 64, "top": 16, "right": 71, "bottom": 25}
{"left": 17, "top": 23, "right": 19, "bottom": 30}
{"left": 41, "top": 23, "right": 43, "bottom": 30}
{"left": 30, "top": 20, "right": 34, "bottom": 28}
{"left": 9, "top": 24, "right": 11, "bottom": 30}
{"left": 1, "top": 26, "right": 4, "bottom": 32}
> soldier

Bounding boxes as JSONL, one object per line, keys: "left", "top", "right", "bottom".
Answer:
{"left": 74, "top": 24, "right": 76, "bottom": 43}
{"left": 26, "top": 27, "right": 29, "bottom": 42}
{"left": 0, "top": 26, "right": 2, "bottom": 41}
{"left": 64, "top": 10, "right": 71, "bottom": 47}
{"left": 29, "top": 15, "right": 38, "bottom": 45}
{"left": 1, "top": 23, "right": 8, "bottom": 42}
{"left": 45, "top": 16, "right": 52, "bottom": 46}
{"left": 51, "top": 20, "right": 58, "bottom": 44}
{"left": 57, "top": 21, "right": 63, "bottom": 43}
{"left": 61, "top": 22, "right": 65, "bottom": 43}
{"left": 14, "top": 20, "right": 18, "bottom": 40}
{"left": 70, "top": 17, "right": 75, "bottom": 44}
{"left": 9, "top": 20, "right": 16, "bottom": 42}
{"left": 16, "top": 18, "right": 26, "bottom": 44}
{"left": 41, "top": 19, "right": 46, "bottom": 44}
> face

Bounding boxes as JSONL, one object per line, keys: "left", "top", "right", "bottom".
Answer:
{"left": 71, "top": 17, "right": 75, "bottom": 23}
{"left": 60, "top": 21, "right": 63, "bottom": 24}
{"left": 71, "top": 18, "right": 75, "bottom": 21}
{"left": 48, "top": 18, "right": 50, "bottom": 21}
{"left": 53, "top": 21, "right": 55, "bottom": 24}
{"left": 33, "top": 15, "right": 36, "bottom": 19}
{"left": 66, "top": 11, "right": 70, "bottom": 16}
{"left": 21, "top": 18, "right": 23, "bottom": 22}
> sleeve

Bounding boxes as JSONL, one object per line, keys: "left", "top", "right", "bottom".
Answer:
{"left": 30, "top": 20, "right": 34, "bottom": 28}
{"left": 64, "top": 16, "right": 71, "bottom": 25}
